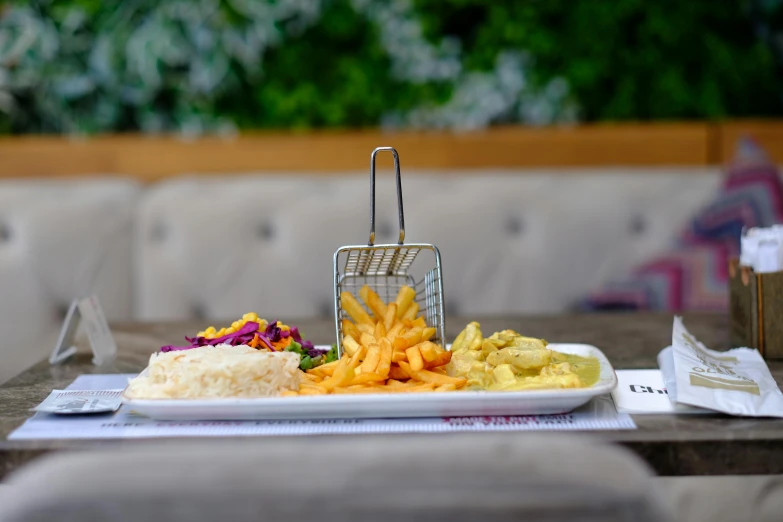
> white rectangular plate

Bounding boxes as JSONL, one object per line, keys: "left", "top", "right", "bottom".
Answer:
{"left": 123, "top": 344, "right": 617, "bottom": 421}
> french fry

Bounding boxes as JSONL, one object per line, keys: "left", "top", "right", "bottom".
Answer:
{"left": 424, "top": 349, "right": 452, "bottom": 369}
{"left": 342, "top": 335, "right": 361, "bottom": 357}
{"left": 386, "top": 322, "right": 404, "bottom": 341}
{"left": 405, "top": 346, "right": 425, "bottom": 371}
{"left": 360, "top": 332, "right": 377, "bottom": 348}
{"left": 394, "top": 286, "right": 417, "bottom": 318}
{"left": 388, "top": 366, "right": 410, "bottom": 380}
{"left": 341, "top": 292, "right": 374, "bottom": 326}
{"left": 334, "top": 385, "right": 387, "bottom": 395}
{"left": 420, "top": 327, "right": 436, "bottom": 342}
{"left": 392, "top": 336, "right": 410, "bottom": 352}
{"left": 348, "top": 344, "right": 368, "bottom": 369}
{"left": 418, "top": 341, "right": 438, "bottom": 362}
{"left": 350, "top": 372, "right": 386, "bottom": 385}
{"left": 391, "top": 350, "right": 407, "bottom": 363}
{"left": 357, "top": 324, "right": 374, "bottom": 335}
{"left": 401, "top": 327, "right": 423, "bottom": 347}
{"left": 400, "top": 383, "right": 436, "bottom": 393}
{"left": 384, "top": 303, "right": 398, "bottom": 331}
{"left": 342, "top": 319, "right": 361, "bottom": 343}
{"left": 374, "top": 320, "right": 387, "bottom": 339}
{"left": 402, "top": 302, "right": 419, "bottom": 321}
{"left": 376, "top": 338, "right": 393, "bottom": 377}
{"left": 360, "top": 285, "right": 388, "bottom": 319}
{"left": 313, "top": 360, "right": 339, "bottom": 377}
{"left": 360, "top": 344, "right": 381, "bottom": 374}
{"left": 321, "top": 358, "right": 356, "bottom": 390}
{"left": 281, "top": 288, "right": 466, "bottom": 397}
{"left": 399, "top": 361, "right": 466, "bottom": 387}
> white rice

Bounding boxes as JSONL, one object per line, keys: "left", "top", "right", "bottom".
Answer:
{"left": 125, "top": 344, "right": 300, "bottom": 399}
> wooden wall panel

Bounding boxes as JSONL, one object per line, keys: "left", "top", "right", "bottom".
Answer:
{"left": 0, "top": 123, "right": 712, "bottom": 182}
{"left": 0, "top": 121, "right": 779, "bottom": 181}
{"left": 714, "top": 121, "right": 783, "bottom": 165}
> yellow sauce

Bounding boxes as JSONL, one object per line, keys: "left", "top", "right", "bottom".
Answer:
{"left": 550, "top": 351, "right": 601, "bottom": 387}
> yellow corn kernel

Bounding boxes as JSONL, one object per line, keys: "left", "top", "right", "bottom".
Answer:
{"left": 217, "top": 328, "right": 226, "bottom": 337}
{"left": 197, "top": 331, "right": 206, "bottom": 338}
{"left": 243, "top": 312, "right": 258, "bottom": 321}
{"left": 232, "top": 321, "right": 241, "bottom": 329}
{"left": 226, "top": 327, "right": 237, "bottom": 334}
{"left": 205, "top": 326, "right": 216, "bottom": 335}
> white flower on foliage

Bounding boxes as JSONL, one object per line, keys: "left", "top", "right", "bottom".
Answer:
{"left": 0, "top": 0, "right": 323, "bottom": 133}
{"left": 0, "top": 0, "right": 576, "bottom": 132}
{"left": 355, "top": 0, "right": 577, "bottom": 129}
{"left": 352, "top": 0, "right": 462, "bottom": 83}
{"left": 390, "top": 52, "right": 577, "bottom": 130}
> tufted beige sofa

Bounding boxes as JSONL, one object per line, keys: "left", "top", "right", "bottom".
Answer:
{"left": 0, "top": 168, "right": 726, "bottom": 383}
{"left": 0, "top": 179, "right": 138, "bottom": 384}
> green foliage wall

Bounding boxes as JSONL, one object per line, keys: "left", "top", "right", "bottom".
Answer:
{"left": 0, "top": 0, "right": 780, "bottom": 135}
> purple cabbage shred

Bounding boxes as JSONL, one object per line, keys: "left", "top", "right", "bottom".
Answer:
{"left": 161, "top": 321, "right": 260, "bottom": 353}
{"left": 159, "top": 319, "right": 317, "bottom": 356}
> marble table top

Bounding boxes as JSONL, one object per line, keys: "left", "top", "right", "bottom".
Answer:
{"left": 2, "top": 313, "right": 783, "bottom": 478}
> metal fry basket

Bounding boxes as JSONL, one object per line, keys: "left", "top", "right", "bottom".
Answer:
{"left": 333, "top": 147, "right": 445, "bottom": 357}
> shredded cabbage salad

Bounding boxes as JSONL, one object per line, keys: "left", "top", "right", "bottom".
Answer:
{"left": 160, "top": 315, "right": 335, "bottom": 371}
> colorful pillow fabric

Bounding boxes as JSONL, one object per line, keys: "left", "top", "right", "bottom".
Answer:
{"left": 582, "top": 137, "right": 783, "bottom": 312}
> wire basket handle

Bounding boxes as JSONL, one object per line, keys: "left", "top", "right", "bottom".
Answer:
{"left": 369, "top": 146, "right": 405, "bottom": 246}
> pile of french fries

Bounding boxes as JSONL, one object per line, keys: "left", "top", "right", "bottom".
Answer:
{"left": 283, "top": 285, "right": 466, "bottom": 396}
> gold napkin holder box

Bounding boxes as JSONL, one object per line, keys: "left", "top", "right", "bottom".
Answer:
{"left": 729, "top": 258, "right": 783, "bottom": 360}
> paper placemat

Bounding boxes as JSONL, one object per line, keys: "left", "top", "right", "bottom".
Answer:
{"left": 8, "top": 374, "right": 636, "bottom": 440}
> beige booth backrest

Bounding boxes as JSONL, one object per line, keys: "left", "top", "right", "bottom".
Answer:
{"left": 0, "top": 179, "right": 138, "bottom": 385}
{"left": 0, "top": 168, "right": 721, "bottom": 384}
{"left": 135, "top": 169, "right": 720, "bottom": 320}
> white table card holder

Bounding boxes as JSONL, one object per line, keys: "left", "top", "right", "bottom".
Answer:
{"left": 50, "top": 295, "right": 117, "bottom": 366}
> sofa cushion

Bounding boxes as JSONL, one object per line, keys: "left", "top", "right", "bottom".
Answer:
{"left": 0, "top": 178, "right": 138, "bottom": 384}
{"left": 582, "top": 137, "right": 783, "bottom": 312}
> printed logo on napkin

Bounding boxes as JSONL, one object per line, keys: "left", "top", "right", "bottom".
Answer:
{"left": 671, "top": 317, "right": 783, "bottom": 418}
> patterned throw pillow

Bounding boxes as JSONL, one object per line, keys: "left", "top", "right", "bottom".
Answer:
{"left": 582, "top": 136, "right": 783, "bottom": 312}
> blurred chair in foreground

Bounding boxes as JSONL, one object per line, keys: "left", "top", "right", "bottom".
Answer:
{"left": 0, "top": 435, "right": 673, "bottom": 522}
{"left": 1, "top": 435, "right": 783, "bottom": 522}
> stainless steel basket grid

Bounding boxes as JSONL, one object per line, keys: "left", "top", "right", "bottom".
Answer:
{"left": 333, "top": 147, "right": 445, "bottom": 356}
